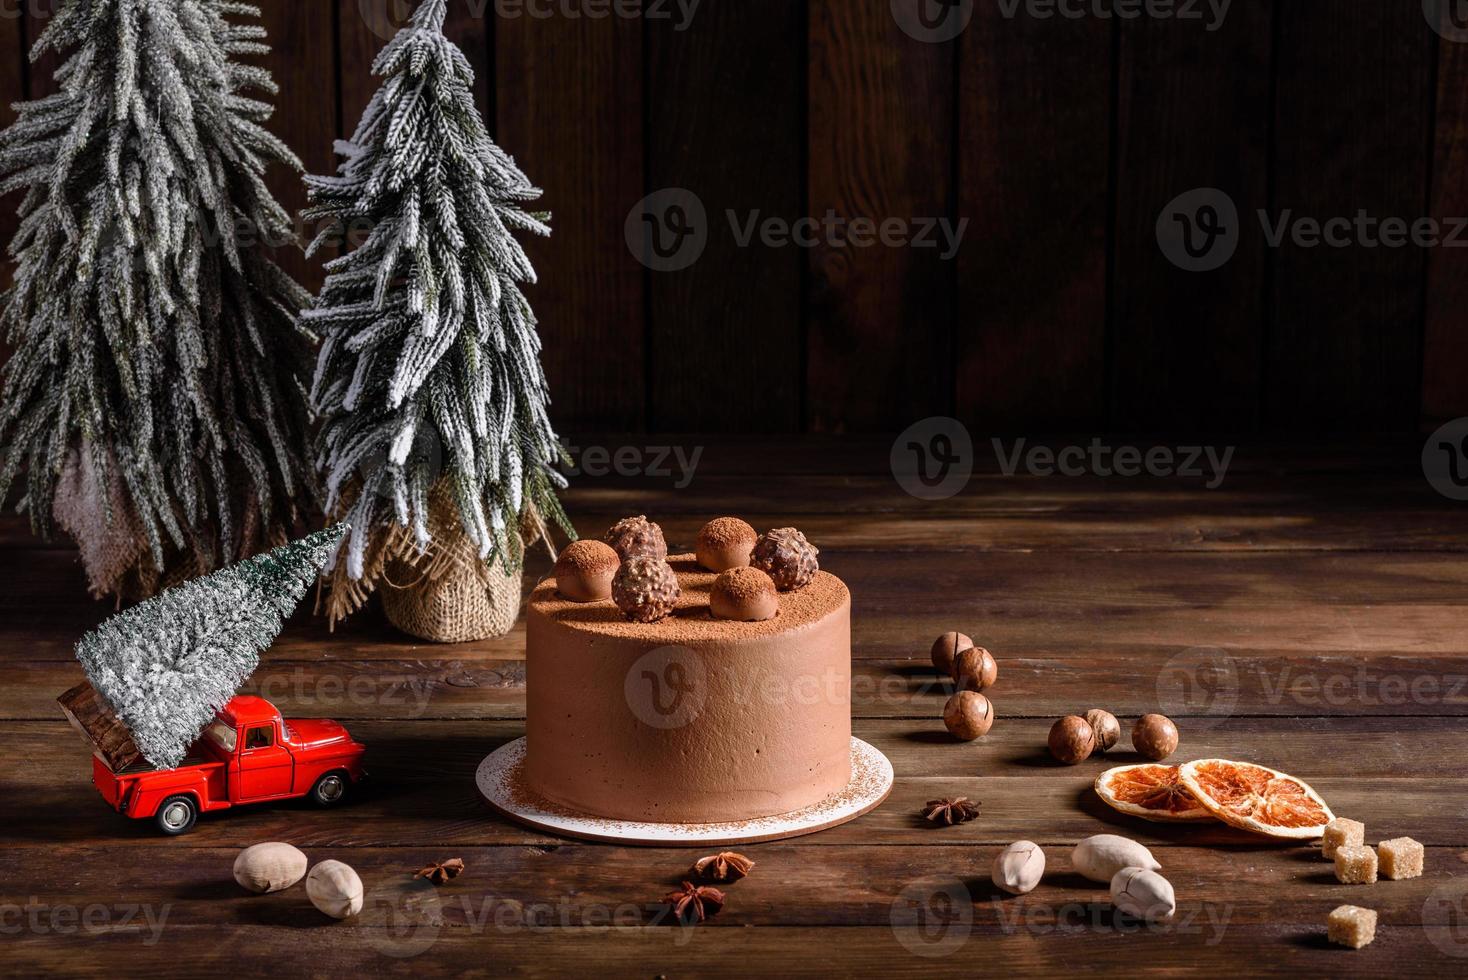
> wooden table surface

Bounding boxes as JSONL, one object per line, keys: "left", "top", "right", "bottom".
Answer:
{"left": 4, "top": 437, "right": 1468, "bottom": 977}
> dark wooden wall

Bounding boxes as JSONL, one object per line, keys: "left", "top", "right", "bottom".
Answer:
{"left": 1, "top": 0, "right": 1464, "bottom": 435}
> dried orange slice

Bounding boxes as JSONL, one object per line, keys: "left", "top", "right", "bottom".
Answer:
{"left": 1095, "top": 764, "right": 1214, "bottom": 823}
{"left": 1178, "top": 759, "right": 1334, "bottom": 839}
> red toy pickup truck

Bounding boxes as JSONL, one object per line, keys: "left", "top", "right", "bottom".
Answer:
{"left": 88, "top": 695, "right": 368, "bottom": 835}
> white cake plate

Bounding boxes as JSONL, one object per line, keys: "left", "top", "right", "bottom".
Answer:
{"left": 476, "top": 736, "right": 894, "bottom": 846}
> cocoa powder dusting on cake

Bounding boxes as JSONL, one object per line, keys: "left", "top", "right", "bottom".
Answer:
{"left": 531, "top": 555, "right": 848, "bottom": 641}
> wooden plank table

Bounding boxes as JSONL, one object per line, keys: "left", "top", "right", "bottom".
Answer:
{"left": 3, "top": 438, "right": 1467, "bottom": 976}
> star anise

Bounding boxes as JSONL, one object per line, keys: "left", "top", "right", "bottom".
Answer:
{"left": 414, "top": 858, "right": 466, "bottom": 884}
{"left": 690, "top": 850, "right": 755, "bottom": 883}
{"left": 664, "top": 881, "right": 726, "bottom": 924}
{"left": 923, "top": 797, "right": 981, "bottom": 825}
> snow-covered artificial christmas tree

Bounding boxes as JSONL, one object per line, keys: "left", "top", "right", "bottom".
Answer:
{"left": 0, "top": 0, "right": 316, "bottom": 600}
{"left": 305, "top": 0, "right": 570, "bottom": 641}
{"left": 62, "top": 524, "right": 345, "bottom": 770}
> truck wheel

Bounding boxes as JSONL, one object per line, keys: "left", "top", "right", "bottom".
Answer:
{"left": 155, "top": 795, "right": 198, "bottom": 835}
{"left": 310, "top": 771, "right": 349, "bottom": 808}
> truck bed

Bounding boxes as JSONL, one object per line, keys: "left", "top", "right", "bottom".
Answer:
{"left": 112, "top": 755, "right": 209, "bottom": 775}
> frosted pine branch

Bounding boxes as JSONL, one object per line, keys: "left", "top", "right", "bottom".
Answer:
{"left": 307, "top": 0, "right": 572, "bottom": 587}
{"left": 0, "top": 0, "right": 317, "bottom": 599}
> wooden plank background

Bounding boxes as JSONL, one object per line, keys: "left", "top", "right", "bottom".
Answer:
{"left": 0, "top": 0, "right": 1462, "bottom": 433}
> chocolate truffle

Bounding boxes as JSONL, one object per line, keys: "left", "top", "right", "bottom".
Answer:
{"left": 604, "top": 515, "right": 668, "bottom": 562}
{"left": 750, "top": 527, "right": 819, "bottom": 592}
{"left": 696, "top": 517, "right": 758, "bottom": 572}
{"left": 930, "top": 631, "right": 974, "bottom": 675}
{"left": 709, "top": 567, "right": 778, "bottom": 622}
{"left": 611, "top": 556, "right": 680, "bottom": 623}
{"left": 553, "top": 539, "right": 620, "bottom": 602}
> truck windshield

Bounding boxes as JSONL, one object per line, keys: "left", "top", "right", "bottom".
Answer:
{"left": 204, "top": 720, "right": 237, "bottom": 752}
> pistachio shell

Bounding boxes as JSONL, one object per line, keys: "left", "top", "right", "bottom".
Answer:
{"left": 233, "top": 842, "right": 308, "bottom": 894}
{"left": 306, "top": 860, "right": 364, "bottom": 919}
{"left": 1072, "top": 834, "right": 1161, "bottom": 883}
{"left": 991, "top": 841, "right": 1046, "bottom": 895}
{"left": 1111, "top": 866, "right": 1176, "bottom": 922}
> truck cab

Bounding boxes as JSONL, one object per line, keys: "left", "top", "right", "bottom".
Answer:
{"left": 89, "top": 696, "right": 367, "bottom": 835}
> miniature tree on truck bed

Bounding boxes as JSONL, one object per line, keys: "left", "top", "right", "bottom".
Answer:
{"left": 60, "top": 525, "right": 346, "bottom": 771}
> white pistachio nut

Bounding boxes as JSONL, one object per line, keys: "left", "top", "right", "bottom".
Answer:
{"left": 233, "top": 842, "right": 308, "bottom": 894}
{"left": 1072, "top": 834, "right": 1161, "bottom": 883}
{"left": 1110, "top": 866, "right": 1176, "bottom": 923}
{"left": 991, "top": 840, "right": 1046, "bottom": 895}
{"left": 306, "top": 860, "right": 364, "bottom": 919}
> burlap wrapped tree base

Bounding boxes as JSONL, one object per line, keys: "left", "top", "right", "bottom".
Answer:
{"left": 52, "top": 450, "right": 286, "bottom": 603}
{"left": 324, "top": 480, "right": 553, "bottom": 643}
{"left": 379, "top": 553, "right": 521, "bottom": 644}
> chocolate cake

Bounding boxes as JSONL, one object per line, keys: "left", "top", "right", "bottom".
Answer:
{"left": 524, "top": 553, "right": 852, "bottom": 823}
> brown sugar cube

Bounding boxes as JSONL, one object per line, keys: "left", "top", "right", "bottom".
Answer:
{"left": 1322, "top": 817, "right": 1365, "bottom": 860}
{"left": 1327, "top": 905, "right": 1377, "bottom": 949}
{"left": 1377, "top": 837, "right": 1424, "bottom": 880}
{"left": 1333, "top": 845, "right": 1378, "bottom": 884}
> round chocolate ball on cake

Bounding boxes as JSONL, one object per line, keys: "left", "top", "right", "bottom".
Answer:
{"left": 751, "top": 527, "right": 819, "bottom": 591}
{"left": 553, "top": 539, "right": 620, "bottom": 602}
{"left": 696, "top": 517, "right": 758, "bottom": 572}
{"left": 611, "top": 556, "right": 680, "bottom": 623}
{"left": 710, "top": 566, "right": 778, "bottom": 622}
{"left": 604, "top": 515, "right": 668, "bottom": 562}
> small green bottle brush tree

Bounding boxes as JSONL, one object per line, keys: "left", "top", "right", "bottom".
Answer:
{"left": 0, "top": 0, "right": 315, "bottom": 600}
{"left": 61, "top": 525, "right": 346, "bottom": 771}
{"left": 304, "top": 0, "right": 570, "bottom": 641}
